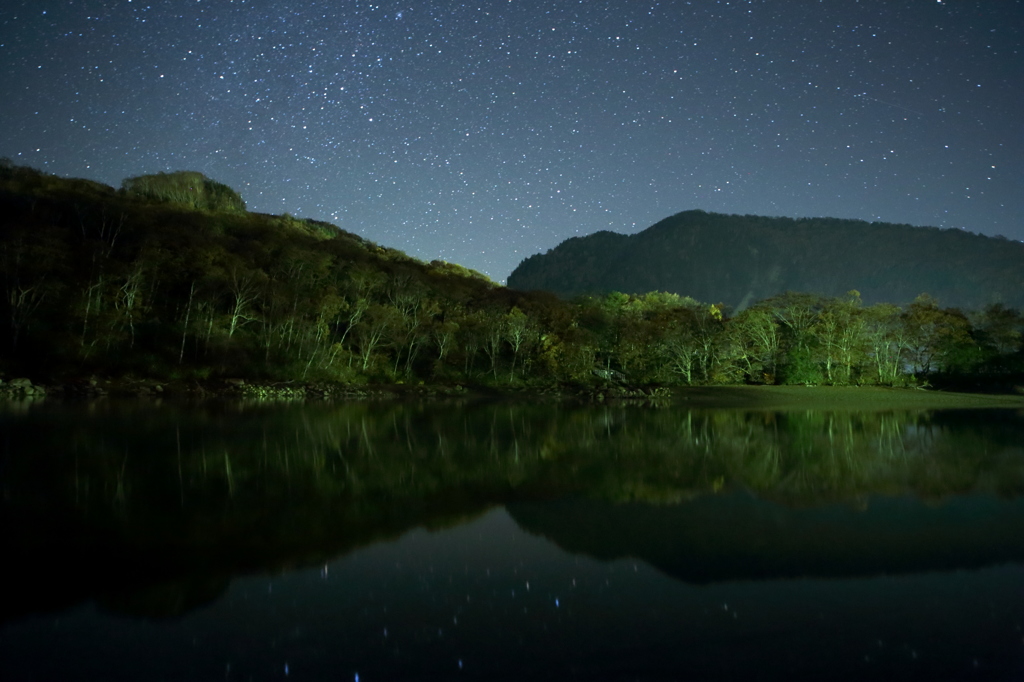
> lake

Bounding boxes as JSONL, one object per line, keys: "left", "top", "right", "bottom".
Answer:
{"left": 2, "top": 397, "right": 1023, "bottom": 680}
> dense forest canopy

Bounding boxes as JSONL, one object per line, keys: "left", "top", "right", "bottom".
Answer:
{"left": 508, "top": 209, "right": 1024, "bottom": 311}
{"left": 1, "top": 163, "right": 1021, "bottom": 389}
{"left": 120, "top": 170, "right": 247, "bottom": 213}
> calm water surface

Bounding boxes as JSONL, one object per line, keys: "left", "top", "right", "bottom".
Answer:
{"left": 1, "top": 399, "right": 1023, "bottom": 680}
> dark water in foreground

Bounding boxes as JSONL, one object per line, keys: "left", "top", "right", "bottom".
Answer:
{"left": 1, "top": 399, "right": 1023, "bottom": 680}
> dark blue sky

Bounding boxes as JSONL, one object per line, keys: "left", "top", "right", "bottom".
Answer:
{"left": 2, "top": 0, "right": 1021, "bottom": 282}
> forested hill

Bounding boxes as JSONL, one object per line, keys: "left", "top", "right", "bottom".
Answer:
{"left": 0, "top": 162, "right": 508, "bottom": 382}
{"left": 3, "top": 164, "right": 1022, "bottom": 390}
{"left": 507, "top": 210, "right": 1024, "bottom": 310}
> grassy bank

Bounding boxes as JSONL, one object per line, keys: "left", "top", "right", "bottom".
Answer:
{"left": 674, "top": 385, "right": 1024, "bottom": 410}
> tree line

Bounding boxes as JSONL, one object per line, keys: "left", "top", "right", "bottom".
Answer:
{"left": 1, "top": 162, "right": 1021, "bottom": 389}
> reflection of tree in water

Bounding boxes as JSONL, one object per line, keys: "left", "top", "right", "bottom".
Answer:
{"left": 7, "top": 402, "right": 1024, "bottom": 507}
{"left": 8, "top": 402, "right": 1023, "bottom": 515}
{"left": 2, "top": 401, "right": 1023, "bottom": 618}
{"left": 517, "top": 407, "right": 1024, "bottom": 505}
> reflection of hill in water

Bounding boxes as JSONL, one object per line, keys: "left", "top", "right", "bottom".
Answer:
{"left": 1, "top": 480, "right": 497, "bottom": 623}
{"left": 3, "top": 400, "right": 1024, "bottom": 619}
{"left": 508, "top": 494, "right": 1024, "bottom": 583}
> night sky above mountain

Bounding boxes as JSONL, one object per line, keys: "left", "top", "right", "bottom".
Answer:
{"left": 1, "top": 1, "right": 1021, "bottom": 282}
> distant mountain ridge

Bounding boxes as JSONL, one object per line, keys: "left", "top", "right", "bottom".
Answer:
{"left": 508, "top": 210, "right": 1024, "bottom": 310}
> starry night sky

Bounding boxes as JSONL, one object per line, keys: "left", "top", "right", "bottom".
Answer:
{"left": 1, "top": 1, "right": 1021, "bottom": 282}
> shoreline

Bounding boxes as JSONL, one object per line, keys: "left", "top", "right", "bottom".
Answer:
{"left": 2, "top": 376, "right": 1023, "bottom": 410}
{"left": 673, "top": 385, "right": 1024, "bottom": 410}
